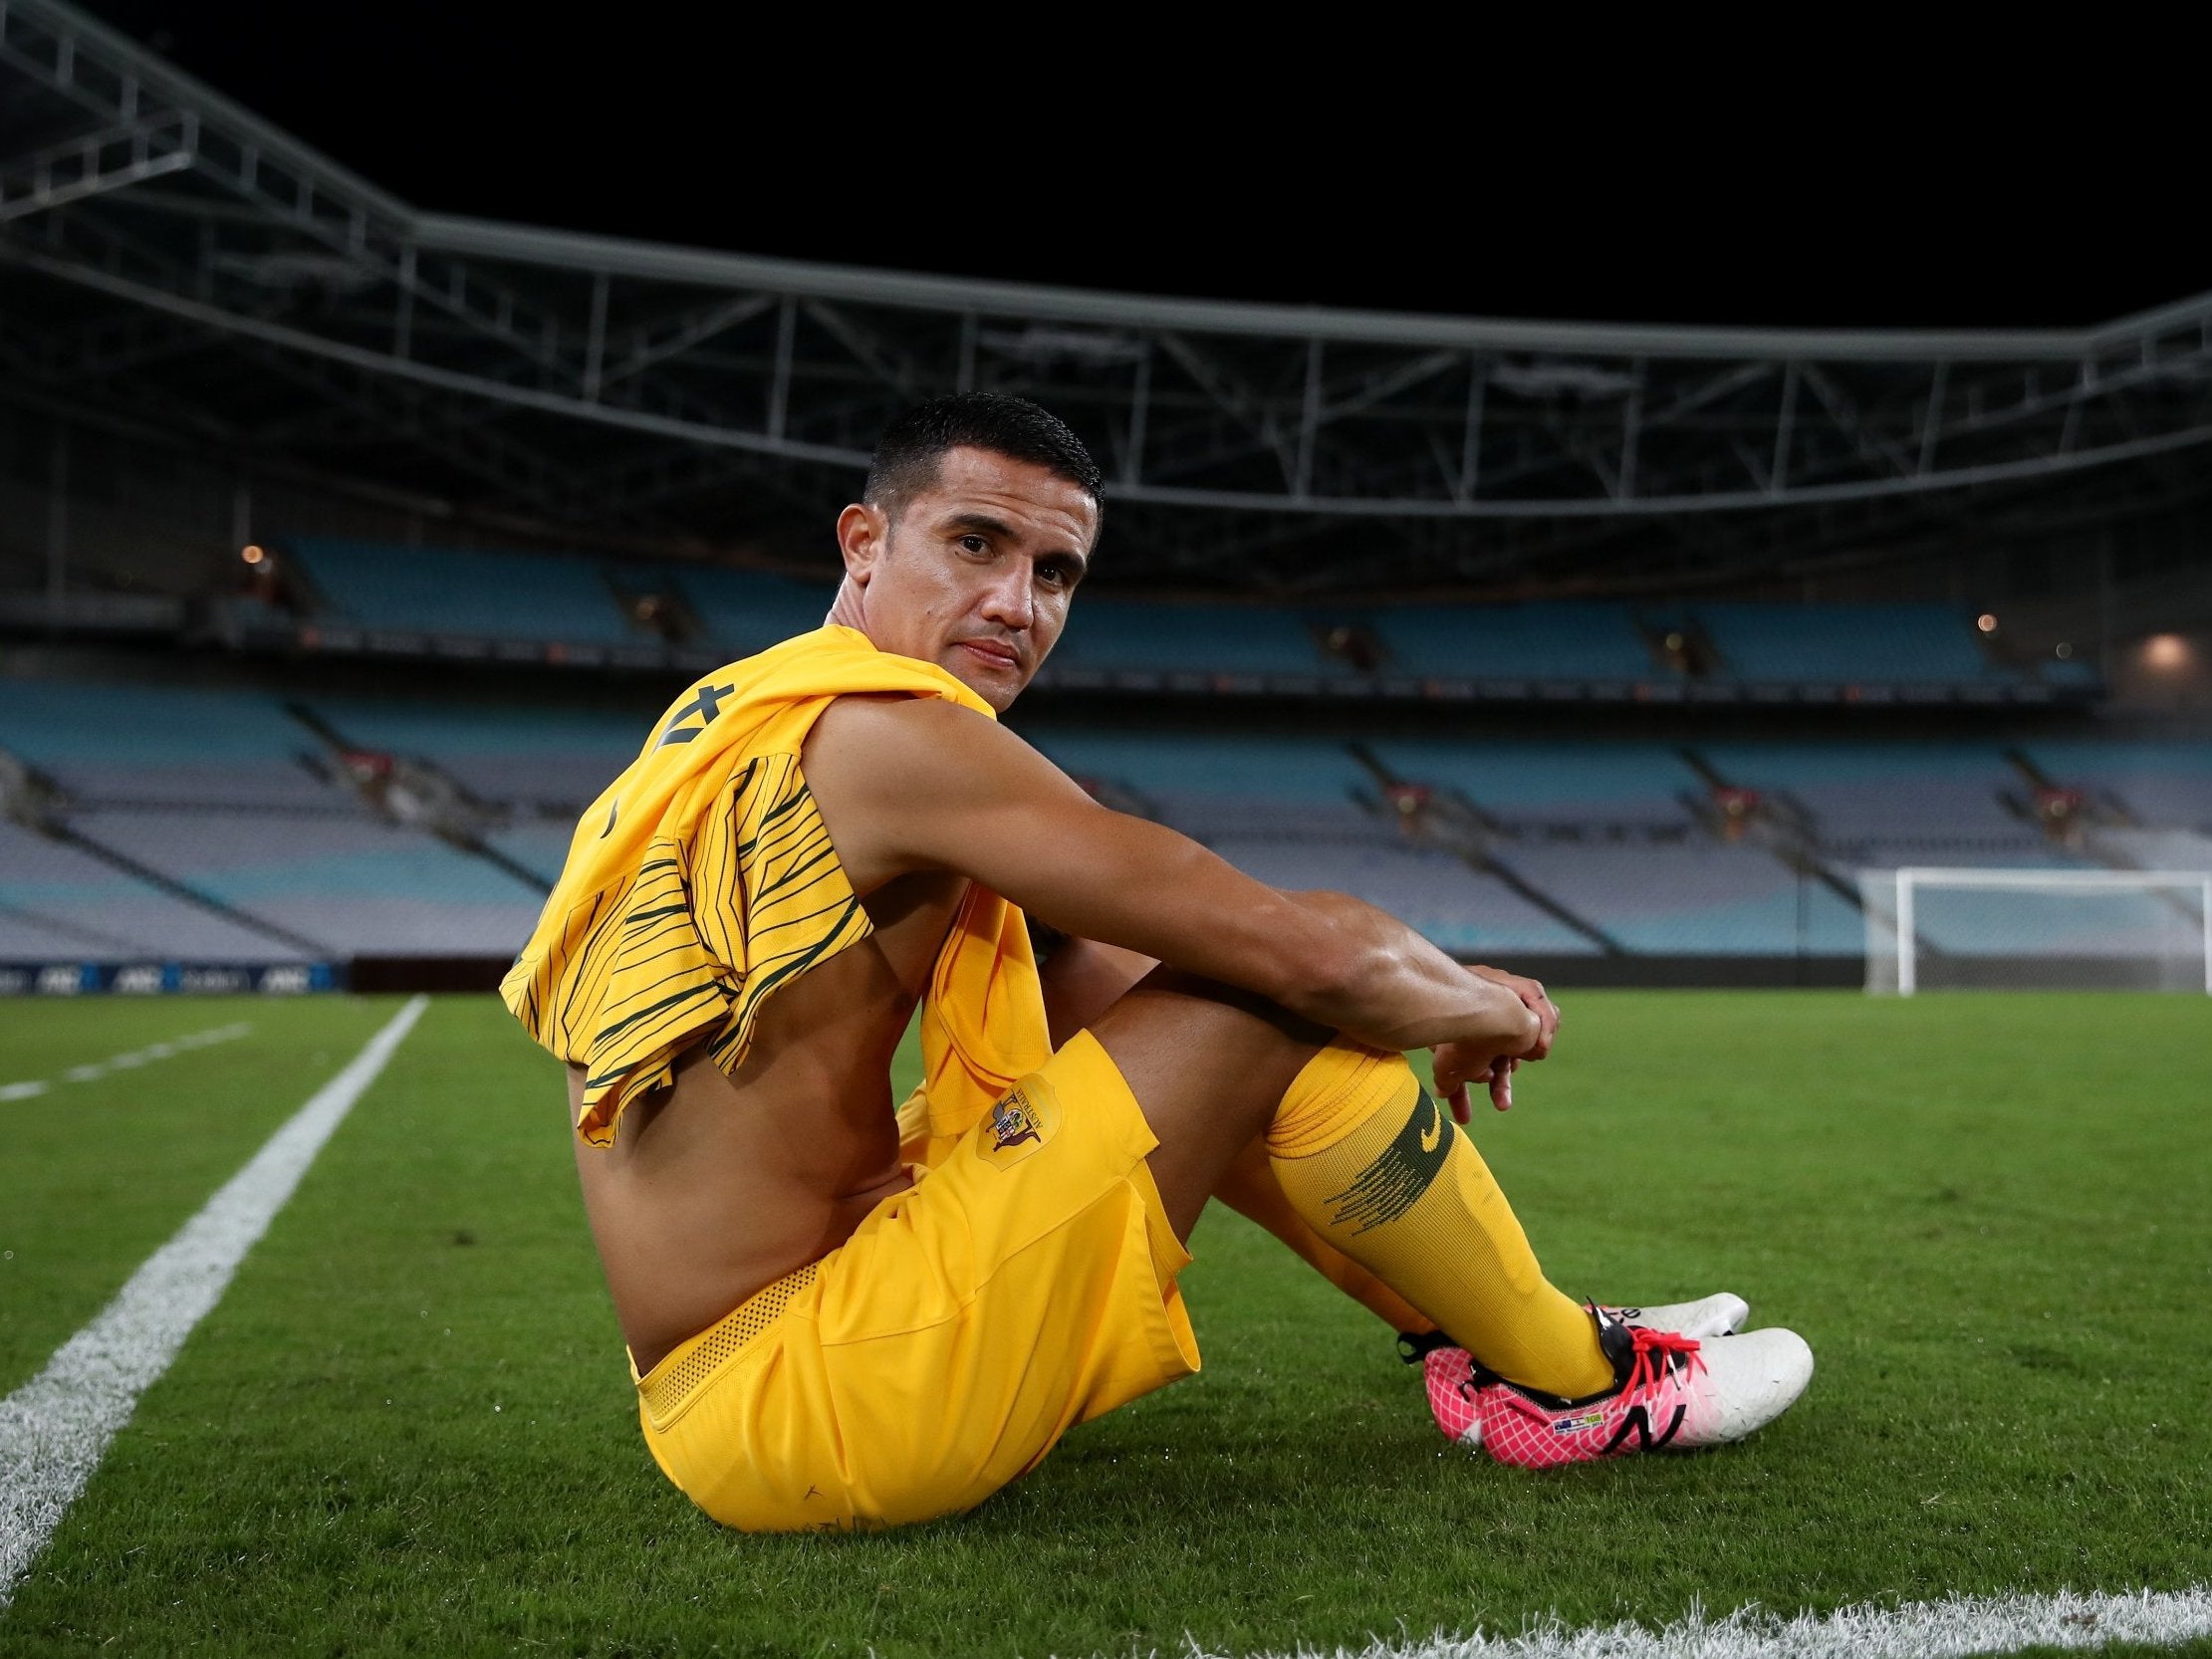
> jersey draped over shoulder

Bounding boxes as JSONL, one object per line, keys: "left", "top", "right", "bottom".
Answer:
{"left": 501, "top": 623, "right": 1050, "bottom": 1147}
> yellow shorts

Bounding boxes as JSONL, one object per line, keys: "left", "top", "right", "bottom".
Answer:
{"left": 631, "top": 1030, "right": 1201, "bottom": 1532}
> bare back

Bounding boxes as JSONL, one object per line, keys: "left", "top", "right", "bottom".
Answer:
{"left": 572, "top": 866, "right": 967, "bottom": 1373}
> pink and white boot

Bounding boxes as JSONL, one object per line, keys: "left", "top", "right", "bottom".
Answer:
{"left": 1404, "top": 1299, "right": 1812, "bottom": 1465}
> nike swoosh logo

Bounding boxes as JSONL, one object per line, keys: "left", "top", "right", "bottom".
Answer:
{"left": 1419, "top": 1093, "right": 1443, "bottom": 1153}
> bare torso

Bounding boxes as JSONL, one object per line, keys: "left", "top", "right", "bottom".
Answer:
{"left": 570, "top": 867, "right": 968, "bottom": 1374}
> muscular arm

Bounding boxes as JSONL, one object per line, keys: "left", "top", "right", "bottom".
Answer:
{"left": 803, "top": 696, "right": 1536, "bottom": 1063}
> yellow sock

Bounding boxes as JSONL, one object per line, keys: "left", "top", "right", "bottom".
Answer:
{"left": 1215, "top": 1137, "right": 1434, "bottom": 1334}
{"left": 1266, "top": 1039, "right": 1613, "bottom": 1398}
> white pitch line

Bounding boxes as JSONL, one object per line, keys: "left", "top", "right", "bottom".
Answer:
{"left": 0, "top": 1021, "right": 254, "bottom": 1101}
{"left": 0, "top": 996, "right": 427, "bottom": 1608}
{"left": 1176, "top": 1584, "right": 2212, "bottom": 1659}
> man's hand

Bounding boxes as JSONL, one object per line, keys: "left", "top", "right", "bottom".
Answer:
{"left": 1470, "top": 965, "right": 1560, "bottom": 1060}
{"left": 1434, "top": 968, "right": 1558, "bottom": 1122}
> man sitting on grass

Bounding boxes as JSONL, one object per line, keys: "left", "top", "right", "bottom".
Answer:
{"left": 503, "top": 392, "right": 1812, "bottom": 1532}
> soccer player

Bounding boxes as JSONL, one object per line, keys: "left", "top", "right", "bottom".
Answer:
{"left": 504, "top": 393, "right": 1812, "bottom": 1531}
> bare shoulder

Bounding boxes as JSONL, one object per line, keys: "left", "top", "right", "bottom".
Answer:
{"left": 803, "top": 693, "right": 1077, "bottom": 889}
{"left": 804, "top": 693, "right": 1016, "bottom": 800}
{"left": 809, "top": 689, "right": 989, "bottom": 754}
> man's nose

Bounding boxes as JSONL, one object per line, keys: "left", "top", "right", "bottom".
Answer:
{"left": 977, "top": 563, "right": 1035, "bottom": 629}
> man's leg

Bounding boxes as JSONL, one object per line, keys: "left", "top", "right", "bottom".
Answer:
{"left": 1042, "top": 939, "right": 1437, "bottom": 1337}
{"left": 1213, "top": 1135, "right": 1434, "bottom": 1334}
{"left": 1090, "top": 971, "right": 1614, "bottom": 1400}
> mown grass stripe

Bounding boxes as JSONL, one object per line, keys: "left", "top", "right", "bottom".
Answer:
{"left": 0, "top": 995, "right": 427, "bottom": 1609}
{"left": 0, "top": 1022, "right": 252, "bottom": 1101}
{"left": 1210, "top": 1584, "right": 2212, "bottom": 1659}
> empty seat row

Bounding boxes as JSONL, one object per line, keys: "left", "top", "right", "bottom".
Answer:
{"left": 0, "top": 679, "right": 355, "bottom": 810}
{"left": 0, "top": 820, "right": 300, "bottom": 962}
{"left": 261, "top": 537, "right": 2035, "bottom": 688}
{"left": 4, "top": 673, "right": 2197, "bottom": 967}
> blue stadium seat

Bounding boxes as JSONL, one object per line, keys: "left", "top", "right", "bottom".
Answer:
{"left": 286, "top": 538, "right": 638, "bottom": 644}
{"left": 1022, "top": 729, "right": 1368, "bottom": 809}
{"left": 1367, "top": 603, "right": 1653, "bottom": 681}
{"left": 78, "top": 809, "right": 546, "bottom": 957}
{"left": 1499, "top": 842, "right": 1862, "bottom": 955}
{"left": 0, "top": 680, "right": 355, "bottom": 811}
{"left": 2023, "top": 740, "right": 2212, "bottom": 830}
{"left": 1368, "top": 739, "right": 1697, "bottom": 825}
{"left": 487, "top": 824, "right": 583, "bottom": 884}
{"left": 305, "top": 699, "right": 644, "bottom": 811}
{"left": 1211, "top": 836, "right": 1600, "bottom": 955}
{"left": 1698, "top": 740, "right": 2042, "bottom": 860}
{"left": 1691, "top": 603, "right": 2002, "bottom": 684}
{"left": 14, "top": 669, "right": 2199, "bottom": 965}
{"left": 645, "top": 566, "right": 837, "bottom": 657}
{"left": 0, "top": 819, "right": 304, "bottom": 962}
{"left": 1046, "top": 601, "right": 1332, "bottom": 676}
{"left": 2040, "top": 657, "right": 2103, "bottom": 690}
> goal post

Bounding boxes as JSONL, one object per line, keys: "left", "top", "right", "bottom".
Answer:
{"left": 1860, "top": 866, "right": 2212, "bottom": 995}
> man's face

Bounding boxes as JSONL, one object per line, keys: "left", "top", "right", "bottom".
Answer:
{"left": 834, "top": 446, "right": 1098, "bottom": 712}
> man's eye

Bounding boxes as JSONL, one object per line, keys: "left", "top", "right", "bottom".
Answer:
{"left": 958, "top": 535, "right": 988, "bottom": 554}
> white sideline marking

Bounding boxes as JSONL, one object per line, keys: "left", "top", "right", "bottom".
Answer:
{"left": 0, "top": 997, "right": 427, "bottom": 1607}
{"left": 1179, "top": 1584, "right": 2212, "bottom": 1659}
{"left": 0, "top": 1022, "right": 253, "bottom": 1102}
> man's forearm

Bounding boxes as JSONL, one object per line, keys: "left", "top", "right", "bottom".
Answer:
{"left": 1274, "top": 889, "right": 1537, "bottom": 1058}
{"left": 1035, "top": 890, "right": 1526, "bottom": 1065}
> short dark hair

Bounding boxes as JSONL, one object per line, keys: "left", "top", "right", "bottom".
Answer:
{"left": 864, "top": 393, "right": 1103, "bottom": 522}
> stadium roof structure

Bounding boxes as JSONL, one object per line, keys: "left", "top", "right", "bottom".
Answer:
{"left": 5, "top": 0, "right": 2211, "bottom": 597}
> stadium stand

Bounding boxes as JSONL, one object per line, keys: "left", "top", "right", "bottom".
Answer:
{"left": 1697, "top": 740, "right": 2050, "bottom": 857}
{"left": 1691, "top": 604, "right": 2000, "bottom": 685}
{"left": 2024, "top": 739, "right": 2212, "bottom": 831}
{"left": 6, "top": 663, "right": 2208, "bottom": 981}
{"left": 1497, "top": 840, "right": 1861, "bottom": 956}
{"left": 1368, "top": 603, "right": 1655, "bottom": 682}
{"left": 0, "top": 679, "right": 357, "bottom": 812}
{"left": 284, "top": 538, "right": 641, "bottom": 646}
{"left": 0, "top": 678, "right": 567, "bottom": 965}
{"left": 1043, "top": 601, "right": 1337, "bottom": 679}
{"left": 0, "top": 3, "right": 2199, "bottom": 1016}
{"left": 0, "top": 819, "right": 301, "bottom": 962}
{"left": 1022, "top": 727, "right": 1604, "bottom": 952}
{"left": 487, "top": 824, "right": 586, "bottom": 886}
{"left": 304, "top": 699, "right": 640, "bottom": 814}
{"left": 1208, "top": 837, "right": 1598, "bottom": 956}
{"left": 2094, "top": 828, "right": 2212, "bottom": 873}
{"left": 1366, "top": 739, "right": 1698, "bottom": 827}
{"left": 1024, "top": 728, "right": 1371, "bottom": 832}
{"left": 643, "top": 567, "right": 837, "bottom": 658}
{"left": 216, "top": 545, "right": 2060, "bottom": 708}
{"left": 71, "top": 810, "right": 546, "bottom": 957}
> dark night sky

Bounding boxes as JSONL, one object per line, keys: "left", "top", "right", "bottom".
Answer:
{"left": 75, "top": 0, "right": 2204, "bottom": 331}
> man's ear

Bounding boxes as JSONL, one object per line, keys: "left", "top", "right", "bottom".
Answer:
{"left": 836, "top": 502, "right": 887, "bottom": 585}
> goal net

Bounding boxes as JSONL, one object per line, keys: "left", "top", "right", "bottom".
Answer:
{"left": 1860, "top": 866, "right": 2212, "bottom": 994}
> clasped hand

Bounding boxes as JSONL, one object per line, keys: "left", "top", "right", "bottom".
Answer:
{"left": 1430, "top": 966, "right": 1560, "bottom": 1124}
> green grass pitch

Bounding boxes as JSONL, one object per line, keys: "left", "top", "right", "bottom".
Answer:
{"left": 2, "top": 991, "right": 2208, "bottom": 1657}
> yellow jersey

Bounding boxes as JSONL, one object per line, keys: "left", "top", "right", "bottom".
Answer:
{"left": 501, "top": 624, "right": 1050, "bottom": 1148}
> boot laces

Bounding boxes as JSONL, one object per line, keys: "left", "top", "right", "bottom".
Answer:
{"left": 1622, "top": 1325, "right": 1704, "bottom": 1404}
